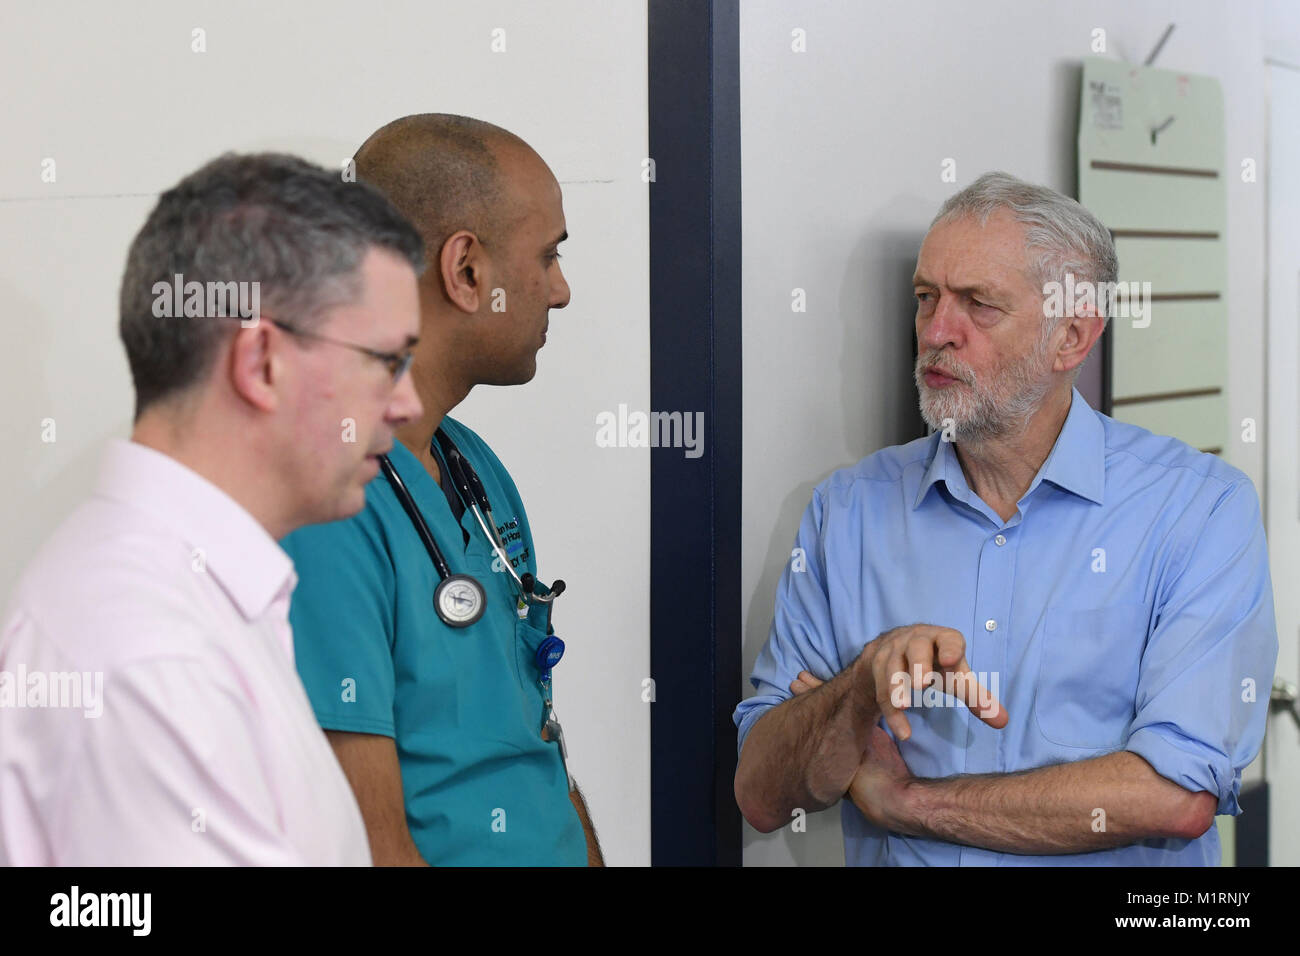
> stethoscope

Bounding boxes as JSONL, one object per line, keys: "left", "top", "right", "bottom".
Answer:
{"left": 377, "top": 428, "right": 566, "bottom": 628}
{"left": 377, "top": 428, "right": 574, "bottom": 788}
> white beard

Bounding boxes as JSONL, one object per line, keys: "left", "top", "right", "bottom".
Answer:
{"left": 915, "top": 328, "right": 1056, "bottom": 443}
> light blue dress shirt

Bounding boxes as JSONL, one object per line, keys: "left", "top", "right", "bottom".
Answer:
{"left": 735, "top": 389, "right": 1277, "bottom": 866}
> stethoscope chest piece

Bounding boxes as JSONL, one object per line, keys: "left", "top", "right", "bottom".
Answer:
{"left": 434, "top": 573, "right": 486, "bottom": 627}
{"left": 379, "top": 434, "right": 564, "bottom": 632}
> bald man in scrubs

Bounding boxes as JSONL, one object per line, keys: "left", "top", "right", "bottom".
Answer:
{"left": 282, "top": 115, "right": 601, "bottom": 866}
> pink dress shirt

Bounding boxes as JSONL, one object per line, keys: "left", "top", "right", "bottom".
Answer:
{"left": 0, "top": 439, "right": 371, "bottom": 865}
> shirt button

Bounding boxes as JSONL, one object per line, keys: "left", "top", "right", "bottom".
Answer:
{"left": 984, "top": 619, "right": 997, "bottom": 632}
{"left": 994, "top": 534, "right": 1006, "bottom": 546}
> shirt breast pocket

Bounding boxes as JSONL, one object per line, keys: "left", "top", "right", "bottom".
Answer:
{"left": 1033, "top": 603, "right": 1149, "bottom": 751}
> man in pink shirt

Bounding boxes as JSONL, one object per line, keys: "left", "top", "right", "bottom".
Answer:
{"left": 0, "top": 152, "right": 425, "bottom": 865}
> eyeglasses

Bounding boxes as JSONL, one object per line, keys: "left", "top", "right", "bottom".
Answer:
{"left": 266, "top": 317, "right": 415, "bottom": 382}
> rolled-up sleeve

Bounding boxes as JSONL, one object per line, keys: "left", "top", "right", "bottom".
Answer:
{"left": 1124, "top": 477, "right": 1278, "bottom": 815}
{"left": 734, "top": 488, "right": 845, "bottom": 755}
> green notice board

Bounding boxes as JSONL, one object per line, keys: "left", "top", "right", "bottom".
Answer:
{"left": 1078, "top": 56, "right": 1228, "bottom": 456}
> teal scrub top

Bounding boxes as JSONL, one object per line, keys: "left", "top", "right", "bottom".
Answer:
{"left": 281, "top": 416, "right": 586, "bottom": 866}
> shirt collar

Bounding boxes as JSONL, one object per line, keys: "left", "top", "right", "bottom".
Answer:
{"left": 93, "top": 439, "right": 296, "bottom": 621}
{"left": 913, "top": 387, "right": 1105, "bottom": 510}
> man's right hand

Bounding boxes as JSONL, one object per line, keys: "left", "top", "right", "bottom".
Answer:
{"left": 735, "top": 623, "right": 1007, "bottom": 833}
{"left": 852, "top": 623, "right": 1008, "bottom": 742}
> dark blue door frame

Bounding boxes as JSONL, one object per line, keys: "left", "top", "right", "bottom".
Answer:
{"left": 648, "top": 0, "right": 743, "bottom": 866}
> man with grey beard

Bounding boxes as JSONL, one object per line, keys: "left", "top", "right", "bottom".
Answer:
{"left": 733, "top": 171, "right": 1277, "bottom": 866}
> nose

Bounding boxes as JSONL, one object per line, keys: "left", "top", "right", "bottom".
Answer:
{"left": 387, "top": 366, "right": 424, "bottom": 426}
{"left": 918, "top": 292, "right": 964, "bottom": 353}
{"left": 550, "top": 264, "right": 571, "bottom": 310}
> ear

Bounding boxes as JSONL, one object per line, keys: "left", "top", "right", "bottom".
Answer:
{"left": 1054, "top": 306, "right": 1106, "bottom": 375}
{"left": 227, "top": 319, "right": 280, "bottom": 413}
{"left": 439, "top": 230, "right": 488, "bottom": 314}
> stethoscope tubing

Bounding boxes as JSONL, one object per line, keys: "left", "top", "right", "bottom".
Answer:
{"left": 432, "top": 430, "right": 557, "bottom": 604}
{"left": 377, "top": 453, "right": 455, "bottom": 580}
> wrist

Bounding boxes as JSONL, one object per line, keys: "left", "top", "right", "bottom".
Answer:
{"left": 846, "top": 650, "right": 879, "bottom": 723}
{"left": 891, "top": 776, "right": 937, "bottom": 838}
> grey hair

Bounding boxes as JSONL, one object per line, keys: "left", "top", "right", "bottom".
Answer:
{"left": 931, "top": 171, "right": 1118, "bottom": 327}
{"left": 119, "top": 152, "right": 425, "bottom": 419}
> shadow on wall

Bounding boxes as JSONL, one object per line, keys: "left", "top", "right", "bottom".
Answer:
{"left": 1, "top": 276, "right": 124, "bottom": 600}
{"left": 739, "top": 226, "right": 929, "bottom": 864}
{"left": 741, "top": 474, "right": 844, "bottom": 865}
{"left": 1052, "top": 59, "right": 1082, "bottom": 200}
{"left": 840, "top": 226, "right": 930, "bottom": 454}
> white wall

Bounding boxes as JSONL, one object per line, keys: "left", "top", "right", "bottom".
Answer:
{"left": 0, "top": 0, "right": 650, "bottom": 865}
{"left": 740, "top": 0, "right": 1299, "bottom": 866}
